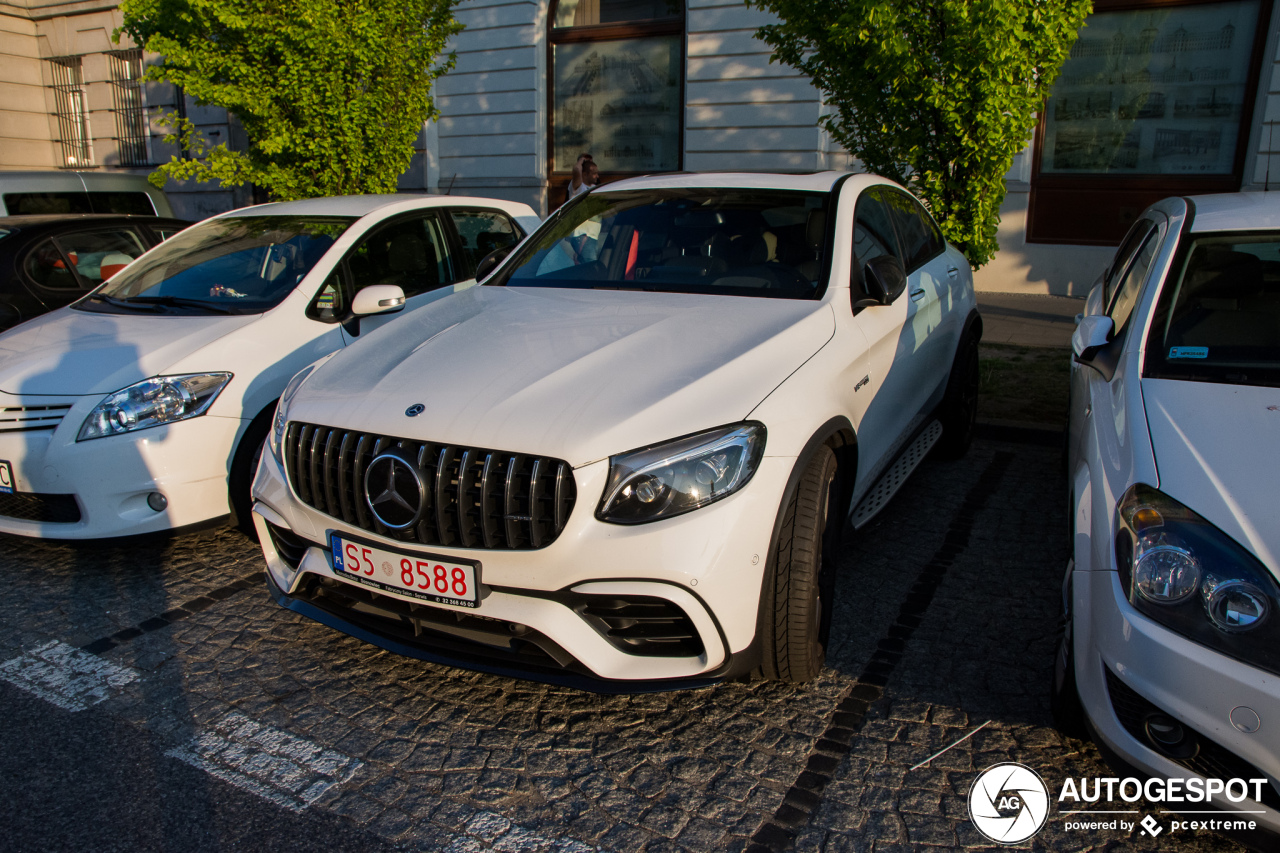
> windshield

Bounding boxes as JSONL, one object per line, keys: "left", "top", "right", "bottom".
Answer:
{"left": 490, "top": 188, "right": 831, "bottom": 299}
{"left": 76, "top": 215, "right": 354, "bottom": 316}
{"left": 1145, "top": 232, "right": 1280, "bottom": 388}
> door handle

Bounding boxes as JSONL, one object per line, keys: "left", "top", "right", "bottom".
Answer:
{"left": 910, "top": 288, "right": 927, "bottom": 302}
{"left": 947, "top": 266, "right": 959, "bottom": 279}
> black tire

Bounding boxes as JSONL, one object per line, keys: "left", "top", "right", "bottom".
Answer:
{"left": 761, "top": 444, "right": 840, "bottom": 682}
{"left": 1051, "top": 577, "right": 1088, "bottom": 738}
{"left": 935, "top": 333, "right": 980, "bottom": 459}
{"left": 228, "top": 405, "right": 275, "bottom": 539}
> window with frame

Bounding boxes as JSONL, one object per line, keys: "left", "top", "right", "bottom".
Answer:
{"left": 49, "top": 57, "right": 91, "bottom": 168}
{"left": 549, "top": 0, "right": 684, "bottom": 202}
{"left": 1030, "top": 0, "right": 1272, "bottom": 245}
{"left": 108, "top": 49, "right": 150, "bottom": 167}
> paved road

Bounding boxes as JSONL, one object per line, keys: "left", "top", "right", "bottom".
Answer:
{"left": 0, "top": 434, "right": 1248, "bottom": 852}
{"left": 975, "top": 294, "right": 1084, "bottom": 349}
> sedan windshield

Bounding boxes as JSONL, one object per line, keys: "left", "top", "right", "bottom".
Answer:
{"left": 1146, "top": 232, "right": 1280, "bottom": 387}
{"left": 490, "top": 189, "right": 831, "bottom": 299}
{"left": 76, "top": 215, "right": 354, "bottom": 316}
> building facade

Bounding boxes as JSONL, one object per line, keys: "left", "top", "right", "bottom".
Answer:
{"left": 3, "top": 0, "right": 1279, "bottom": 293}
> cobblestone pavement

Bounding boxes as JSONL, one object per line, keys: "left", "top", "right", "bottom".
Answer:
{"left": 0, "top": 436, "right": 1254, "bottom": 852}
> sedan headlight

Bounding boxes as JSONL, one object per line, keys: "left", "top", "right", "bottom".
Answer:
{"left": 78, "top": 373, "right": 232, "bottom": 441}
{"left": 1116, "top": 484, "right": 1280, "bottom": 673}
{"left": 598, "top": 423, "right": 765, "bottom": 524}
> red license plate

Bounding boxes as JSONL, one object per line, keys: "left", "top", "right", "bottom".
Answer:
{"left": 329, "top": 533, "right": 479, "bottom": 609}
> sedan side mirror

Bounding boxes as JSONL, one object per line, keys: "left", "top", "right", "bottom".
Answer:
{"left": 1072, "top": 314, "right": 1114, "bottom": 361}
{"left": 351, "top": 285, "right": 406, "bottom": 317}
{"left": 859, "top": 255, "right": 908, "bottom": 306}
{"left": 475, "top": 245, "right": 513, "bottom": 282}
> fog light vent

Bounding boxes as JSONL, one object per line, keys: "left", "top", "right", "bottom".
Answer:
{"left": 575, "top": 595, "right": 704, "bottom": 658}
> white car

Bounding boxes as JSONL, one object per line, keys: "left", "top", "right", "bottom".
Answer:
{"left": 0, "top": 194, "right": 539, "bottom": 539}
{"left": 1056, "top": 192, "right": 1280, "bottom": 830}
{"left": 252, "top": 172, "right": 980, "bottom": 689}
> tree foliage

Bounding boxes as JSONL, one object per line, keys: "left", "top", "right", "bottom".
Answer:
{"left": 750, "top": 0, "right": 1090, "bottom": 266}
{"left": 119, "top": 0, "right": 463, "bottom": 200}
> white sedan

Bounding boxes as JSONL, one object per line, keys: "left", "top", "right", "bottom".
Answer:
{"left": 0, "top": 194, "right": 538, "bottom": 539}
{"left": 252, "top": 172, "right": 979, "bottom": 688}
{"left": 1057, "top": 192, "right": 1280, "bottom": 832}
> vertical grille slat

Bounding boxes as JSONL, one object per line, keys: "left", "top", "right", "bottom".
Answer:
{"left": 457, "top": 448, "right": 475, "bottom": 548}
{"left": 293, "top": 425, "right": 313, "bottom": 505}
{"left": 479, "top": 453, "right": 497, "bottom": 549}
{"left": 282, "top": 422, "right": 574, "bottom": 550}
{"left": 336, "top": 432, "right": 355, "bottom": 523}
{"left": 528, "top": 458, "right": 543, "bottom": 549}
{"left": 322, "top": 429, "right": 341, "bottom": 516}
{"left": 307, "top": 427, "right": 327, "bottom": 514}
{"left": 435, "top": 445, "right": 455, "bottom": 547}
{"left": 554, "top": 462, "right": 568, "bottom": 534}
{"left": 504, "top": 455, "right": 522, "bottom": 547}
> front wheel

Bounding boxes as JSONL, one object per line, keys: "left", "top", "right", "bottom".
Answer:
{"left": 228, "top": 406, "right": 274, "bottom": 539}
{"left": 761, "top": 445, "right": 840, "bottom": 682}
{"left": 1050, "top": 577, "right": 1087, "bottom": 738}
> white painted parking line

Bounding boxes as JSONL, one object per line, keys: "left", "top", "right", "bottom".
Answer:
{"left": 444, "top": 811, "right": 601, "bottom": 853}
{"left": 0, "top": 640, "right": 140, "bottom": 712}
{"left": 166, "top": 710, "right": 362, "bottom": 813}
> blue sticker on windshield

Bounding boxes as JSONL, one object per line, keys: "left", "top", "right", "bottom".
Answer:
{"left": 1169, "top": 346, "right": 1209, "bottom": 359}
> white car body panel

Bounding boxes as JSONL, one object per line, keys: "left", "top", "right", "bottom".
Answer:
{"left": 0, "top": 194, "right": 539, "bottom": 538}
{"left": 1068, "top": 192, "right": 1280, "bottom": 834}
{"left": 1142, "top": 378, "right": 1280, "bottom": 573}
{"left": 254, "top": 172, "right": 979, "bottom": 685}
{"left": 291, "top": 285, "right": 836, "bottom": 469}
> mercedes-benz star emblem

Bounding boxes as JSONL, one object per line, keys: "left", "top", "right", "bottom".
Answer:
{"left": 405, "top": 403, "right": 425, "bottom": 417}
{"left": 363, "top": 454, "right": 425, "bottom": 529}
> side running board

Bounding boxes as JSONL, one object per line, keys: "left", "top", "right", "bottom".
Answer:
{"left": 849, "top": 420, "right": 943, "bottom": 529}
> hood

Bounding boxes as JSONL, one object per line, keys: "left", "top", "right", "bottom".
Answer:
{"left": 294, "top": 286, "right": 835, "bottom": 467}
{"left": 0, "top": 306, "right": 259, "bottom": 396}
{"left": 1143, "top": 378, "right": 1280, "bottom": 572}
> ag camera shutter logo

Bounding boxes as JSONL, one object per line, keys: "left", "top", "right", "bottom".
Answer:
{"left": 968, "top": 762, "right": 1050, "bottom": 844}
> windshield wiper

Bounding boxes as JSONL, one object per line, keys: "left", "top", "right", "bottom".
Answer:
{"left": 123, "top": 295, "right": 237, "bottom": 314}
{"left": 85, "top": 293, "right": 164, "bottom": 312}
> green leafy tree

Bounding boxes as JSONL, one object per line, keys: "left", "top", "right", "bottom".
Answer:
{"left": 750, "top": 0, "right": 1090, "bottom": 266}
{"left": 118, "top": 0, "right": 463, "bottom": 200}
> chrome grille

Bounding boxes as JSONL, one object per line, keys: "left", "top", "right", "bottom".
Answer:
{"left": 285, "top": 422, "right": 576, "bottom": 550}
{"left": 0, "top": 405, "right": 72, "bottom": 433}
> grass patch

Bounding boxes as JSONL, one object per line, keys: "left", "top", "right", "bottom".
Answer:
{"left": 978, "top": 343, "right": 1070, "bottom": 425}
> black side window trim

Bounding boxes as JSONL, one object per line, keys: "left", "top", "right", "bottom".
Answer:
{"left": 439, "top": 206, "right": 527, "bottom": 280}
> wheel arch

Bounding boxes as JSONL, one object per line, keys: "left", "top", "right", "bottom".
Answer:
{"left": 731, "top": 416, "right": 856, "bottom": 680}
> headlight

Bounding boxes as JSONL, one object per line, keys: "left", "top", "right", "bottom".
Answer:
{"left": 1116, "top": 484, "right": 1280, "bottom": 673}
{"left": 598, "top": 423, "right": 765, "bottom": 524}
{"left": 78, "top": 373, "right": 232, "bottom": 441}
{"left": 269, "top": 363, "right": 320, "bottom": 463}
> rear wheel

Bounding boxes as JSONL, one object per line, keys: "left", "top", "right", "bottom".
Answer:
{"left": 761, "top": 445, "right": 840, "bottom": 682}
{"left": 935, "top": 333, "right": 980, "bottom": 459}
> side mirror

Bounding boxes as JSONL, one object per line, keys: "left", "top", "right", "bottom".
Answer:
{"left": 351, "top": 285, "right": 406, "bottom": 317}
{"left": 860, "top": 255, "right": 908, "bottom": 306}
{"left": 1072, "top": 314, "right": 1114, "bottom": 361}
{"left": 475, "top": 245, "right": 514, "bottom": 282}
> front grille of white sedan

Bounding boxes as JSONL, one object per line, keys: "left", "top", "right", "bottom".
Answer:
{"left": 284, "top": 422, "right": 576, "bottom": 550}
{"left": 0, "top": 404, "right": 72, "bottom": 433}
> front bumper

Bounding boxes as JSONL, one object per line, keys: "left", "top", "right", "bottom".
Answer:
{"left": 0, "top": 392, "right": 245, "bottom": 539}
{"left": 1076, "top": 567, "right": 1280, "bottom": 832}
{"left": 252, "top": 437, "right": 791, "bottom": 686}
